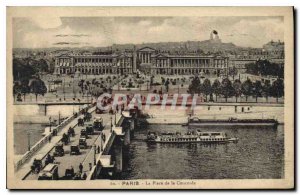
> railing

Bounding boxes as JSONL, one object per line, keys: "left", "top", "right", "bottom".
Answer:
{"left": 14, "top": 104, "right": 94, "bottom": 172}
{"left": 87, "top": 130, "right": 117, "bottom": 180}
{"left": 87, "top": 114, "right": 124, "bottom": 180}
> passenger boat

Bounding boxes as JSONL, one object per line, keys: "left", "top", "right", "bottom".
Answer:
{"left": 187, "top": 117, "right": 278, "bottom": 127}
{"left": 147, "top": 131, "right": 238, "bottom": 143}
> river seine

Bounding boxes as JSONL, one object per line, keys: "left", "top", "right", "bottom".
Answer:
{"left": 119, "top": 124, "right": 284, "bottom": 179}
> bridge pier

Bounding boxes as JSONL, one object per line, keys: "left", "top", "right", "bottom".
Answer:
{"left": 114, "top": 136, "right": 123, "bottom": 173}
{"left": 38, "top": 104, "right": 47, "bottom": 116}
{"left": 87, "top": 111, "right": 137, "bottom": 180}
{"left": 124, "top": 127, "right": 131, "bottom": 146}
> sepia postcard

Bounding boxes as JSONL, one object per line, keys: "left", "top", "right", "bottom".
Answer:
{"left": 6, "top": 6, "right": 294, "bottom": 189}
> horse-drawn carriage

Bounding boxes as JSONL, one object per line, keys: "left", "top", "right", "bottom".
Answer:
{"left": 31, "top": 155, "right": 43, "bottom": 174}
{"left": 84, "top": 112, "right": 92, "bottom": 122}
{"left": 68, "top": 127, "right": 75, "bottom": 137}
{"left": 70, "top": 145, "right": 80, "bottom": 155}
{"left": 53, "top": 143, "right": 64, "bottom": 157}
{"left": 86, "top": 122, "right": 94, "bottom": 135}
{"left": 62, "top": 133, "right": 70, "bottom": 145}
{"left": 45, "top": 154, "right": 55, "bottom": 165}
{"left": 79, "top": 137, "right": 87, "bottom": 149}
{"left": 80, "top": 129, "right": 88, "bottom": 139}
{"left": 78, "top": 118, "right": 84, "bottom": 126}
{"left": 64, "top": 167, "right": 75, "bottom": 179}
{"left": 93, "top": 117, "right": 104, "bottom": 131}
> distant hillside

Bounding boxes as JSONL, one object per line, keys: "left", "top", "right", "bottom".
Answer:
{"left": 111, "top": 40, "right": 243, "bottom": 53}
{"left": 13, "top": 39, "right": 247, "bottom": 54}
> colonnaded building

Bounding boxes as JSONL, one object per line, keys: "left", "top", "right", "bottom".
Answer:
{"left": 54, "top": 46, "right": 229, "bottom": 76}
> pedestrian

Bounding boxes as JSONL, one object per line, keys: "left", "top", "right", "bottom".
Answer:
{"left": 103, "top": 134, "right": 106, "bottom": 142}
{"left": 89, "top": 163, "right": 92, "bottom": 171}
{"left": 48, "top": 135, "right": 52, "bottom": 143}
{"left": 79, "top": 163, "right": 83, "bottom": 173}
{"left": 97, "top": 145, "right": 100, "bottom": 154}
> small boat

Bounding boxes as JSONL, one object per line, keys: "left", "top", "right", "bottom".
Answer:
{"left": 147, "top": 131, "right": 238, "bottom": 144}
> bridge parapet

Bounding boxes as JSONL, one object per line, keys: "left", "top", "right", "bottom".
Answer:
{"left": 87, "top": 114, "right": 127, "bottom": 180}
{"left": 14, "top": 104, "right": 94, "bottom": 172}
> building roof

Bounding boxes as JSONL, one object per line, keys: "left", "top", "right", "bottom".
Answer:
{"left": 137, "top": 46, "right": 156, "bottom": 52}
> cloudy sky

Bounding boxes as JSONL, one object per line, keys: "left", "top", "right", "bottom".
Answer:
{"left": 13, "top": 16, "right": 284, "bottom": 48}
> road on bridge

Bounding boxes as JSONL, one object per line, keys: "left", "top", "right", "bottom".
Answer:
{"left": 25, "top": 112, "right": 115, "bottom": 180}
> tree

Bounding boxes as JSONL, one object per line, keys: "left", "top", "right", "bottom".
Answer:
{"left": 86, "top": 81, "right": 91, "bottom": 94}
{"left": 150, "top": 75, "right": 154, "bottom": 87}
{"left": 188, "top": 76, "right": 201, "bottom": 95}
{"left": 245, "top": 60, "right": 284, "bottom": 78}
{"left": 202, "top": 79, "right": 212, "bottom": 101}
{"left": 253, "top": 81, "right": 263, "bottom": 102}
{"left": 241, "top": 79, "right": 253, "bottom": 102}
{"left": 33, "top": 59, "right": 49, "bottom": 73}
{"left": 263, "top": 80, "right": 272, "bottom": 102}
{"left": 221, "top": 78, "right": 234, "bottom": 102}
{"left": 13, "top": 58, "right": 35, "bottom": 81}
{"left": 78, "top": 80, "right": 85, "bottom": 95}
{"left": 212, "top": 79, "right": 221, "bottom": 102}
{"left": 271, "top": 78, "right": 284, "bottom": 102}
{"left": 92, "top": 78, "right": 96, "bottom": 85}
{"left": 228, "top": 66, "right": 238, "bottom": 80}
{"left": 13, "top": 82, "right": 22, "bottom": 101}
{"left": 165, "top": 78, "right": 170, "bottom": 92}
{"left": 29, "top": 79, "right": 47, "bottom": 101}
{"left": 20, "top": 82, "right": 30, "bottom": 101}
{"left": 161, "top": 77, "right": 165, "bottom": 85}
{"left": 232, "top": 79, "right": 242, "bottom": 103}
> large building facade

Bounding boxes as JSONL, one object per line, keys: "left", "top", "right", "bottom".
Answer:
{"left": 54, "top": 46, "right": 229, "bottom": 76}
{"left": 54, "top": 53, "right": 133, "bottom": 75}
{"left": 137, "top": 47, "right": 228, "bottom": 76}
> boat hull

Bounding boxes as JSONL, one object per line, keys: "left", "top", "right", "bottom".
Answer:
{"left": 188, "top": 123, "right": 277, "bottom": 126}
{"left": 187, "top": 119, "right": 278, "bottom": 127}
{"left": 147, "top": 138, "right": 238, "bottom": 144}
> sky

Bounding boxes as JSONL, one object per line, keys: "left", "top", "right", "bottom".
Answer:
{"left": 12, "top": 16, "right": 284, "bottom": 48}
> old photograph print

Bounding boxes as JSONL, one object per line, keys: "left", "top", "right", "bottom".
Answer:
{"left": 7, "top": 7, "right": 294, "bottom": 189}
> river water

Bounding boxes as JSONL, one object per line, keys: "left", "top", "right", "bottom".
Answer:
{"left": 13, "top": 104, "right": 284, "bottom": 179}
{"left": 120, "top": 124, "right": 284, "bottom": 179}
{"left": 13, "top": 104, "right": 82, "bottom": 155}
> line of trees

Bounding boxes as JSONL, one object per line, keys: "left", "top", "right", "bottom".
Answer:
{"left": 13, "top": 57, "right": 49, "bottom": 101}
{"left": 188, "top": 76, "right": 284, "bottom": 103}
{"left": 13, "top": 78, "right": 47, "bottom": 101}
{"left": 245, "top": 59, "right": 284, "bottom": 78}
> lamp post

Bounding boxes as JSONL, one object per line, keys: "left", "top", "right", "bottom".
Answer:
{"left": 58, "top": 111, "right": 61, "bottom": 125}
{"left": 93, "top": 144, "right": 96, "bottom": 165}
{"left": 147, "top": 80, "right": 149, "bottom": 91}
{"left": 100, "top": 132, "right": 103, "bottom": 152}
{"left": 72, "top": 76, "right": 76, "bottom": 99}
{"left": 110, "top": 116, "right": 113, "bottom": 133}
{"left": 72, "top": 98, "right": 75, "bottom": 115}
{"left": 63, "top": 78, "right": 66, "bottom": 101}
{"left": 49, "top": 116, "right": 52, "bottom": 133}
{"left": 27, "top": 132, "right": 31, "bottom": 151}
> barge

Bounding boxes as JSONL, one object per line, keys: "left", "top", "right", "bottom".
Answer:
{"left": 186, "top": 117, "right": 278, "bottom": 127}
{"left": 147, "top": 131, "right": 238, "bottom": 144}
